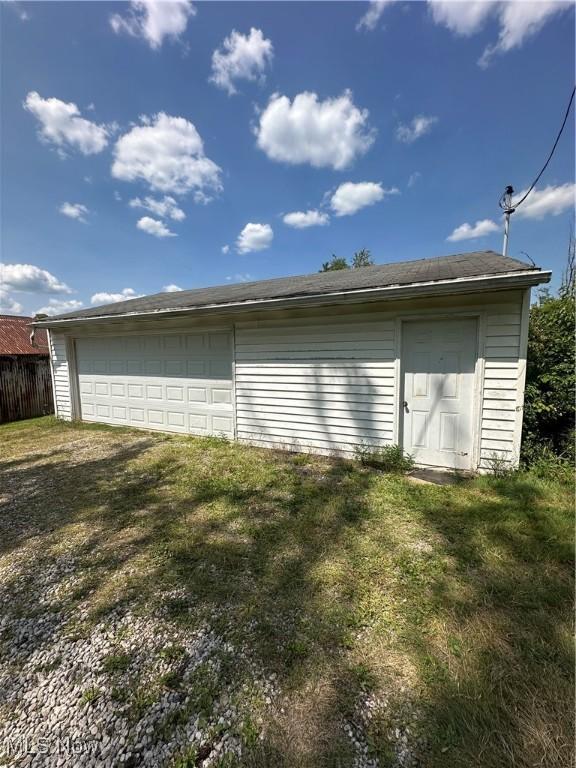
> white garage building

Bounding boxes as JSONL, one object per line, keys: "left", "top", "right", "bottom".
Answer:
{"left": 37, "top": 252, "right": 550, "bottom": 471}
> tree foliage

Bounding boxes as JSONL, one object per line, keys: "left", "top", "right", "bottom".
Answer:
{"left": 522, "top": 264, "right": 575, "bottom": 462}
{"left": 320, "top": 249, "right": 374, "bottom": 272}
{"left": 320, "top": 255, "right": 350, "bottom": 272}
{"left": 352, "top": 249, "right": 374, "bottom": 268}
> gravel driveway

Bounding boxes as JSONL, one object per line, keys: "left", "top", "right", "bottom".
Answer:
{"left": 0, "top": 428, "right": 281, "bottom": 768}
{"left": 4, "top": 418, "right": 566, "bottom": 768}
{"left": 0, "top": 422, "right": 395, "bottom": 768}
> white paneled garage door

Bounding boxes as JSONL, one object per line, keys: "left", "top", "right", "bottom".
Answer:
{"left": 75, "top": 331, "right": 234, "bottom": 436}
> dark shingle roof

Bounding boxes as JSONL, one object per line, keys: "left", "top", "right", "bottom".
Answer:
{"left": 44, "top": 251, "right": 541, "bottom": 322}
{"left": 0, "top": 316, "right": 49, "bottom": 355}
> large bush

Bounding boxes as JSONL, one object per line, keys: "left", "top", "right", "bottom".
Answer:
{"left": 522, "top": 288, "right": 575, "bottom": 464}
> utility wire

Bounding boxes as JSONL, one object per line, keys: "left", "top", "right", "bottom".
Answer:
{"left": 512, "top": 84, "right": 575, "bottom": 210}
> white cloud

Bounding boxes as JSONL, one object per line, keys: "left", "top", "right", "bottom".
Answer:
{"left": 0, "top": 263, "right": 71, "bottom": 294}
{"left": 5, "top": 2, "right": 30, "bottom": 22}
{"left": 34, "top": 299, "right": 84, "bottom": 316}
{"left": 428, "top": 1, "right": 494, "bottom": 36}
{"left": 221, "top": 245, "right": 230, "bottom": 254}
{"left": 0, "top": 289, "right": 24, "bottom": 315}
{"left": 447, "top": 218, "right": 500, "bottom": 242}
{"left": 91, "top": 288, "right": 143, "bottom": 305}
{"left": 136, "top": 216, "right": 176, "bottom": 238}
{"left": 255, "top": 90, "right": 375, "bottom": 170}
{"left": 192, "top": 190, "right": 215, "bottom": 205}
{"left": 226, "top": 273, "right": 253, "bottom": 283}
{"left": 396, "top": 115, "right": 438, "bottom": 144}
{"left": 59, "top": 202, "right": 89, "bottom": 222}
{"left": 356, "top": 0, "right": 394, "bottom": 32}
{"left": 112, "top": 113, "right": 222, "bottom": 198}
{"left": 236, "top": 223, "right": 273, "bottom": 254}
{"left": 162, "top": 284, "right": 183, "bottom": 292}
{"left": 513, "top": 183, "right": 575, "bottom": 220}
{"left": 355, "top": 0, "right": 565, "bottom": 60}
{"left": 129, "top": 195, "right": 185, "bottom": 221}
{"left": 210, "top": 28, "right": 273, "bottom": 95}
{"left": 24, "top": 92, "right": 110, "bottom": 156}
{"left": 481, "top": 1, "right": 567, "bottom": 65}
{"left": 407, "top": 171, "right": 421, "bottom": 188}
{"left": 428, "top": 1, "right": 569, "bottom": 67}
{"left": 283, "top": 210, "right": 330, "bottom": 229}
{"left": 110, "top": 0, "right": 195, "bottom": 49}
{"left": 330, "top": 182, "right": 399, "bottom": 217}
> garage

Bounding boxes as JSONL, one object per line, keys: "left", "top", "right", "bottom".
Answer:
{"left": 75, "top": 330, "right": 234, "bottom": 436}
{"left": 41, "top": 252, "right": 550, "bottom": 470}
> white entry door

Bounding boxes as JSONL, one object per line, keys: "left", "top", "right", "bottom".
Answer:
{"left": 402, "top": 319, "right": 477, "bottom": 470}
{"left": 75, "top": 331, "right": 234, "bottom": 437}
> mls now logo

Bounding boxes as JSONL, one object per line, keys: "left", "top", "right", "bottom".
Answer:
{"left": 1, "top": 736, "right": 99, "bottom": 757}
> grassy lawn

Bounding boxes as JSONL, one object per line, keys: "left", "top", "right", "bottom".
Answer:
{"left": 0, "top": 417, "right": 573, "bottom": 767}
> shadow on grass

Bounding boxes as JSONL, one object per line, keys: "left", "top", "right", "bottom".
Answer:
{"left": 0, "top": 420, "right": 573, "bottom": 768}
{"left": 0, "top": 425, "right": 387, "bottom": 766}
{"left": 388, "top": 473, "right": 575, "bottom": 768}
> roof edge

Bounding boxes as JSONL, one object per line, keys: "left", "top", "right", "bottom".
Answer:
{"left": 34, "top": 269, "right": 551, "bottom": 328}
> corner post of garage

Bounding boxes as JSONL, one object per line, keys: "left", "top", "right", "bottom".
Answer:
{"left": 65, "top": 336, "right": 81, "bottom": 420}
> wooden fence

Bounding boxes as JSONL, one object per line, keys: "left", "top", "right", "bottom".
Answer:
{"left": 0, "top": 355, "right": 54, "bottom": 424}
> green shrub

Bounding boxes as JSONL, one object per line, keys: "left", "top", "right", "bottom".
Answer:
{"left": 355, "top": 443, "right": 415, "bottom": 474}
{"left": 522, "top": 289, "right": 575, "bottom": 464}
{"left": 521, "top": 442, "right": 573, "bottom": 484}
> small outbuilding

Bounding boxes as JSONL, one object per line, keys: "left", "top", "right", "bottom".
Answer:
{"left": 34, "top": 251, "right": 550, "bottom": 471}
{"left": 0, "top": 315, "right": 53, "bottom": 423}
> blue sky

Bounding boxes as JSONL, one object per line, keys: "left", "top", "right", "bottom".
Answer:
{"left": 1, "top": 0, "right": 574, "bottom": 316}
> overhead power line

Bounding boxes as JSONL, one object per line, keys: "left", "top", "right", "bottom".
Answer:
{"left": 499, "top": 83, "right": 575, "bottom": 257}
{"left": 509, "top": 84, "right": 575, "bottom": 211}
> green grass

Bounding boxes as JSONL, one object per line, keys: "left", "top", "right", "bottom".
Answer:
{"left": 102, "top": 651, "right": 132, "bottom": 674}
{"left": 0, "top": 417, "right": 573, "bottom": 768}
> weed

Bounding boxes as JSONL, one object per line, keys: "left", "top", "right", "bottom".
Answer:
{"left": 239, "top": 716, "right": 260, "bottom": 749}
{"left": 172, "top": 746, "right": 197, "bottom": 768}
{"left": 80, "top": 686, "right": 101, "bottom": 705}
{"left": 522, "top": 443, "right": 573, "bottom": 484}
{"left": 159, "top": 644, "right": 186, "bottom": 662}
{"left": 128, "top": 687, "right": 157, "bottom": 721}
{"left": 484, "top": 451, "right": 516, "bottom": 477}
{"left": 110, "top": 686, "right": 129, "bottom": 703}
{"left": 102, "top": 652, "right": 132, "bottom": 674}
{"left": 159, "top": 670, "right": 182, "bottom": 690}
{"left": 355, "top": 443, "right": 415, "bottom": 473}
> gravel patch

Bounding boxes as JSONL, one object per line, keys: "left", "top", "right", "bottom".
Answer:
{"left": 0, "top": 549, "right": 277, "bottom": 768}
{"left": 0, "top": 425, "right": 428, "bottom": 767}
{"left": 343, "top": 690, "right": 421, "bottom": 768}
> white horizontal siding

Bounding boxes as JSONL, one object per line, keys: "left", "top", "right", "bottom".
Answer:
{"left": 235, "top": 317, "right": 396, "bottom": 455}
{"left": 43, "top": 289, "right": 529, "bottom": 471}
{"left": 478, "top": 298, "right": 525, "bottom": 469}
{"left": 49, "top": 331, "right": 72, "bottom": 421}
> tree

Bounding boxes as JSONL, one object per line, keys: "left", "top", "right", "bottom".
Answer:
{"left": 320, "top": 255, "right": 349, "bottom": 272}
{"left": 522, "top": 244, "right": 575, "bottom": 464}
{"left": 352, "top": 249, "right": 374, "bottom": 268}
{"left": 320, "top": 250, "right": 375, "bottom": 272}
{"left": 560, "top": 219, "right": 575, "bottom": 297}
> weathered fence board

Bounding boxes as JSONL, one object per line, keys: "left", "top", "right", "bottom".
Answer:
{"left": 0, "top": 355, "right": 54, "bottom": 423}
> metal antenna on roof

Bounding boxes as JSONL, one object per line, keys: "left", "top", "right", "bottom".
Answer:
{"left": 499, "top": 185, "right": 515, "bottom": 257}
